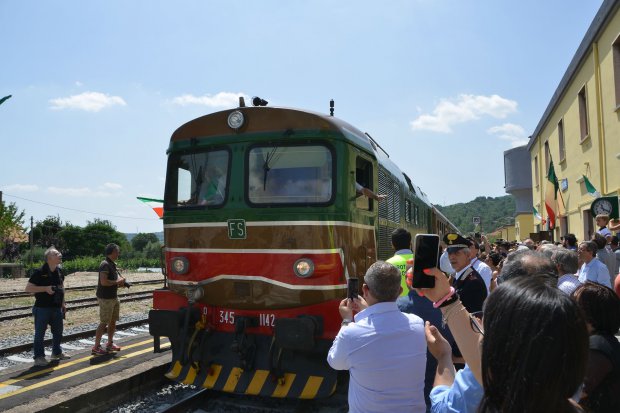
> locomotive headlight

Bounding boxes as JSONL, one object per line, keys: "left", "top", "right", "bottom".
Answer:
{"left": 171, "top": 256, "right": 189, "bottom": 275}
{"left": 227, "top": 110, "right": 245, "bottom": 129}
{"left": 293, "top": 258, "right": 314, "bottom": 278}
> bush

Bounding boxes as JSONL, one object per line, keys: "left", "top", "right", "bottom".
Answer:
{"left": 24, "top": 256, "right": 162, "bottom": 275}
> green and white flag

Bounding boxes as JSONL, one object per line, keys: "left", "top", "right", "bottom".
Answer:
{"left": 583, "top": 175, "right": 601, "bottom": 198}
{"left": 533, "top": 206, "right": 542, "bottom": 220}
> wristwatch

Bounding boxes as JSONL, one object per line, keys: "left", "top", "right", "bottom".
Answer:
{"left": 341, "top": 318, "right": 352, "bottom": 326}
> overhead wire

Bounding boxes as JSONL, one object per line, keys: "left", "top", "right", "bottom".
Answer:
{"left": 3, "top": 193, "right": 160, "bottom": 221}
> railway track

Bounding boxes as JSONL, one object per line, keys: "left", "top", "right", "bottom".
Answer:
{"left": 0, "top": 317, "right": 150, "bottom": 356}
{"left": 0, "top": 279, "right": 163, "bottom": 300}
{"left": 0, "top": 291, "right": 153, "bottom": 321}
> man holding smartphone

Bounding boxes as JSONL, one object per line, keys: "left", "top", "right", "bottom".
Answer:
{"left": 327, "top": 261, "right": 427, "bottom": 413}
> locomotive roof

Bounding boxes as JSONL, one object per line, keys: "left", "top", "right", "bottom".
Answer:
{"left": 170, "top": 106, "right": 375, "bottom": 154}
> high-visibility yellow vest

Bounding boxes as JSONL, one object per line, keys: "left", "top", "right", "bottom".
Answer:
{"left": 386, "top": 253, "right": 414, "bottom": 296}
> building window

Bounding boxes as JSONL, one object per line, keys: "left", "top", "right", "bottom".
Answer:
{"left": 558, "top": 119, "right": 565, "bottom": 162}
{"left": 613, "top": 34, "right": 620, "bottom": 107}
{"left": 578, "top": 86, "right": 589, "bottom": 141}
{"left": 534, "top": 155, "right": 539, "bottom": 188}
{"left": 544, "top": 141, "right": 550, "bottom": 173}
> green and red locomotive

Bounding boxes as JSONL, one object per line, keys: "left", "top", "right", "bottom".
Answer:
{"left": 149, "top": 99, "right": 458, "bottom": 399}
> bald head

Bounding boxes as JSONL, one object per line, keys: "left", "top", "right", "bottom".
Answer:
{"left": 499, "top": 250, "right": 557, "bottom": 287}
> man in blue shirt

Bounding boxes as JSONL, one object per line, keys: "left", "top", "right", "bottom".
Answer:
{"left": 578, "top": 241, "right": 611, "bottom": 288}
{"left": 327, "top": 261, "right": 427, "bottom": 413}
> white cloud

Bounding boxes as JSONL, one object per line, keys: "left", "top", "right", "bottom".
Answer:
{"left": 2, "top": 184, "right": 39, "bottom": 192}
{"left": 171, "top": 92, "right": 248, "bottom": 108}
{"left": 410, "top": 94, "right": 518, "bottom": 133}
{"left": 75, "top": 81, "right": 83, "bottom": 87}
{"left": 102, "top": 182, "right": 123, "bottom": 190}
{"left": 487, "top": 123, "right": 529, "bottom": 147}
{"left": 46, "top": 186, "right": 113, "bottom": 197}
{"left": 49, "top": 91, "right": 127, "bottom": 112}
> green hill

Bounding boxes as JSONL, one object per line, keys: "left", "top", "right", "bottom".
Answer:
{"left": 436, "top": 195, "right": 516, "bottom": 235}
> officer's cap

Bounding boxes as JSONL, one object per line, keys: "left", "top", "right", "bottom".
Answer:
{"left": 443, "top": 233, "right": 472, "bottom": 253}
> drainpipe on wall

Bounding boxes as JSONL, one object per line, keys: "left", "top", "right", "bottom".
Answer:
{"left": 593, "top": 42, "right": 607, "bottom": 194}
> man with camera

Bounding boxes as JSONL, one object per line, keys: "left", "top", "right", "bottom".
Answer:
{"left": 25, "top": 246, "right": 68, "bottom": 366}
{"left": 327, "top": 261, "right": 427, "bottom": 413}
{"left": 92, "top": 243, "right": 128, "bottom": 355}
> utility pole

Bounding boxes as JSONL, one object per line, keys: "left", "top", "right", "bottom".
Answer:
{"left": 30, "top": 216, "right": 34, "bottom": 268}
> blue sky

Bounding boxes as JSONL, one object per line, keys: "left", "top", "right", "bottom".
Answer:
{"left": 0, "top": 0, "right": 603, "bottom": 233}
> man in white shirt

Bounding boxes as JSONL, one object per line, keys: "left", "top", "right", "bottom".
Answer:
{"left": 327, "top": 261, "right": 426, "bottom": 413}
{"left": 467, "top": 238, "right": 492, "bottom": 292}
{"left": 577, "top": 241, "right": 611, "bottom": 288}
{"left": 552, "top": 248, "right": 581, "bottom": 296}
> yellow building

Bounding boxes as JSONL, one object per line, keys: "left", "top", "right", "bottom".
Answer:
{"left": 527, "top": 0, "right": 620, "bottom": 242}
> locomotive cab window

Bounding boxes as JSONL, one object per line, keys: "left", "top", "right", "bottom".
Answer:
{"left": 355, "top": 157, "right": 374, "bottom": 211}
{"left": 247, "top": 144, "right": 333, "bottom": 205}
{"left": 166, "top": 149, "right": 230, "bottom": 207}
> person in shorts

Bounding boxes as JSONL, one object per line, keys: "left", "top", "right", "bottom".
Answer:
{"left": 92, "top": 243, "right": 127, "bottom": 355}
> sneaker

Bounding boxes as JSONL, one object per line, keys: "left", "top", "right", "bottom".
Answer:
{"left": 34, "top": 357, "right": 48, "bottom": 366}
{"left": 91, "top": 345, "right": 107, "bottom": 356}
{"left": 106, "top": 343, "right": 121, "bottom": 352}
{"left": 50, "top": 353, "right": 70, "bottom": 361}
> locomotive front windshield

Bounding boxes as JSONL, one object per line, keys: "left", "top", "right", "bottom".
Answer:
{"left": 167, "top": 149, "right": 230, "bottom": 207}
{"left": 248, "top": 144, "right": 333, "bottom": 204}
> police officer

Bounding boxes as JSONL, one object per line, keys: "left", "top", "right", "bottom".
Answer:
{"left": 443, "top": 233, "right": 487, "bottom": 314}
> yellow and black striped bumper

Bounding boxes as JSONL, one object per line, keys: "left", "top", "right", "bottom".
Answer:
{"left": 166, "top": 360, "right": 337, "bottom": 399}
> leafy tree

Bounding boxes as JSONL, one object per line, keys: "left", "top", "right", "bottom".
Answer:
{"left": 32, "top": 216, "right": 65, "bottom": 249}
{"left": 58, "top": 224, "right": 85, "bottom": 259}
{"left": 80, "top": 219, "right": 129, "bottom": 257}
{"left": 0, "top": 201, "right": 26, "bottom": 261}
{"left": 143, "top": 240, "right": 163, "bottom": 259}
{"left": 131, "top": 232, "right": 159, "bottom": 252}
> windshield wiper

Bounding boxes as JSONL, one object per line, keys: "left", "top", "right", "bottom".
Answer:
{"left": 262, "top": 147, "right": 280, "bottom": 190}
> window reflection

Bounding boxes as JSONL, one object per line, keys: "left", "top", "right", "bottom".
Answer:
{"left": 248, "top": 145, "right": 333, "bottom": 204}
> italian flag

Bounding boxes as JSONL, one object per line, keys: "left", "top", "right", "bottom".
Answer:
{"left": 544, "top": 161, "right": 559, "bottom": 229}
{"left": 137, "top": 197, "right": 164, "bottom": 218}
{"left": 583, "top": 175, "right": 601, "bottom": 198}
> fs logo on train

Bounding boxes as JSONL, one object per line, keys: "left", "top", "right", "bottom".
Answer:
{"left": 227, "top": 219, "right": 246, "bottom": 239}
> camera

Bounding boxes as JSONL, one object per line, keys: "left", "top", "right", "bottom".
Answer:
{"left": 124, "top": 280, "right": 131, "bottom": 288}
{"left": 51, "top": 285, "right": 64, "bottom": 305}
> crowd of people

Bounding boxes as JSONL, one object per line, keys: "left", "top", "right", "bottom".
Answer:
{"left": 328, "top": 214, "right": 620, "bottom": 413}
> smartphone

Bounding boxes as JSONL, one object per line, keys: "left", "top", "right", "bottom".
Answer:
{"left": 347, "top": 278, "right": 359, "bottom": 299}
{"left": 411, "top": 234, "right": 439, "bottom": 288}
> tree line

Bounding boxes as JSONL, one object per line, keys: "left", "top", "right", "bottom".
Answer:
{"left": 435, "top": 195, "right": 517, "bottom": 235}
{"left": 0, "top": 200, "right": 161, "bottom": 266}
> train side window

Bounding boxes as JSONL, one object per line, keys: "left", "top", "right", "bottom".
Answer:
{"left": 355, "top": 157, "right": 373, "bottom": 211}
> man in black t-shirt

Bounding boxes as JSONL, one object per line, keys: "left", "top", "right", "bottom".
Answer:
{"left": 25, "top": 247, "right": 68, "bottom": 366}
{"left": 92, "top": 243, "right": 127, "bottom": 355}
